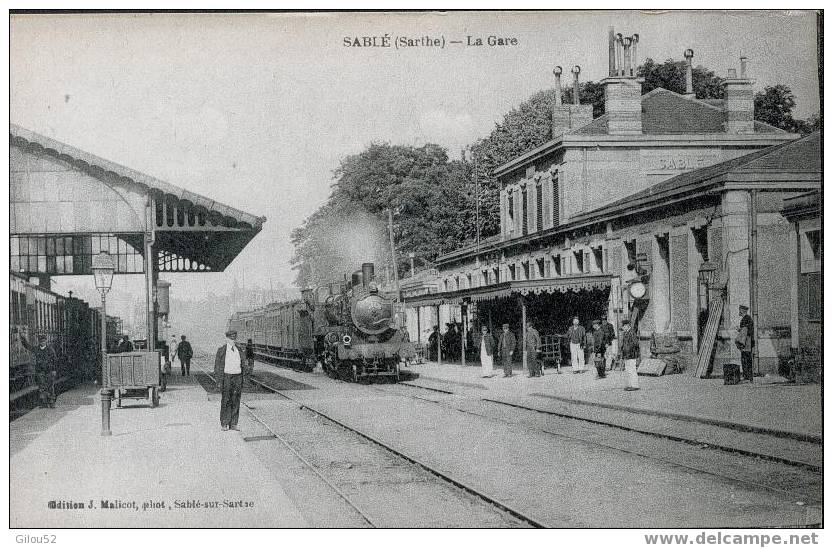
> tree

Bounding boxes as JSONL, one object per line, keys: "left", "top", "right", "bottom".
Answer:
{"left": 753, "top": 85, "right": 819, "bottom": 134}
{"left": 638, "top": 58, "right": 724, "bottom": 99}
{"left": 290, "top": 143, "right": 470, "bottom": 288}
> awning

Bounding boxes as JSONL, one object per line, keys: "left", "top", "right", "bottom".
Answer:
{"left": 403, "top": 274, "right": 612, "bottom": 308}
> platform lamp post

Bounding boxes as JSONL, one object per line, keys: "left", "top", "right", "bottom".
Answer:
{"left": 92, "top": 251, "right": 116, "bottom": 436}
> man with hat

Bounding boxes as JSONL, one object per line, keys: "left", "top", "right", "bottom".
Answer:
{"left": 602, "top": 315, "right": 617, "bottom": 371}
{"left": 619, "top": 320, "right": 640, "bottom": 391}
{"left": 566, "top": 316, "right": 586, "bottom": 373}
{"left": 19, "top": 332, "right": 59, "bottom": 408}
{"left": 735, "top": 305, "right": 755, "bottom": 383}
{"left": 214, "top": 328, "right": 252, "bottom": 431}
{"left": 525, "top": 321, "right": 542, "bottom": 377}
{"left": 590, "top": 319, "right": 607, "bottom": 379}
{"left": 497, "top": 323, "right": 516, "bottom": 377}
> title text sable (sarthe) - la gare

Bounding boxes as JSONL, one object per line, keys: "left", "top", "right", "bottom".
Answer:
{"left": 343, "top": 35, "right": 519, "bottom": 49}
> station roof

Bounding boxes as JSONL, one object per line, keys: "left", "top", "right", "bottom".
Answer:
{"left": 10, "top": 124, "right": 266, "bottom": 272}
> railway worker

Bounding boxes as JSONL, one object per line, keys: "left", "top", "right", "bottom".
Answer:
{"left": 478, "top": 326, "right": 496, "bottom": 378}
{"left": 115, "top": 335, "right": 134, "bottom": 353}
{"left": 245, "top": 338, "right": 255, "bottom": 373}
{"left": 590, "top": 319, "right": 607, "bottom": 379}
{"left": 427, "top": 326, "right": 439, "bottom": 361}
{"left": 525, "top": 322, "right": 542, "bottom": 377}
{"left": 735, "top": 305, "right": 754, "bottom": 383}
{"left": 619, "top": 320, "right": 640, "bottom": 391}
{"left": 497, "top": 323, "right": 516, "bottom": 378}
{"left": 177, "top": 335, "right": 194, "bottom": 376}
{"left": 566, "top": 316, "right": 586, "bottom": 373}
{"left": 602, "top": 316, "right": 617, "bottom": 371}
{"left": 19, "top": 332, "right": 58, "bottom": 408}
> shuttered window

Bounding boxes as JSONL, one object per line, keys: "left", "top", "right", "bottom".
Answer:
{"left": 552, "top": 170, "right": 560, "bottom": 227}
{"left": 536, "top": 183, "right": 543, "bottom": 231}
{"left": 522, "top": 190, "right": 528, "bottom": 236}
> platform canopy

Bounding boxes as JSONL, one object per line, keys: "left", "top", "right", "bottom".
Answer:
{"left": 403, "top": 274, "right": 612, "bottom": 307}
{"left": 10, "top": 124, "right": 265, "bottom": 274}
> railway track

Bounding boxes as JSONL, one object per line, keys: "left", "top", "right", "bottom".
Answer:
{"left": 241, "top": 361, "right": 821, "bottom": 525}
{"left": 372, "top": 380, "right": 822, "bottom": 506}
{"left": 206, "top": 371, "right": 538, "bottom": 527}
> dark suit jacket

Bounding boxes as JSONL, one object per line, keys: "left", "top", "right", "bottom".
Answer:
{"left": 177, "top": 341, "right": 193, "bottom": 360}
{"left": 214, "top": 344, "right": 252, "bottom": 389}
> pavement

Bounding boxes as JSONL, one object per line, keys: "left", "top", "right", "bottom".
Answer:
{"left": 9, "top": 371, "right": 308, "bottom": 528}
{"left": 404, "top": 359, "right": 822, "bottom": 441}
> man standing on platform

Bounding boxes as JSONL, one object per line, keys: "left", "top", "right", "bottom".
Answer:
{"left": 177, "top": 335, "right": 193, "bottom": 376}
{"left": 214, "top": 329, "right": 250, "bottom": 431}
{"left": 525, "top": 322, "right": 542, "bottom": 377}
{"left": 497, "top": 323, "right": 516, "bottom": 378}
{"left": 591, "top": 319, "right": 607, "bottom": 379}
{"left": 567, "top": 316, "right": 586, "bottom": 373}
{"left": 602, "top": 316, "right": 617, "bottom": 371}
{"left": 20, "top": 332, "right": 58, "bottom": 408}
{"left": 735, "top": 305, "right": 755, "bottom": 383}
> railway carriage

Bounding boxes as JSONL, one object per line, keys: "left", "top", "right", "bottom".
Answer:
{"left": 9, "top": 273, "right": 101, "bottom": 411}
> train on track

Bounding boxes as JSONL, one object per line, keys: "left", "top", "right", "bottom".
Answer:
{"left": 10, "top": 272, "right": 102, "bottom": 413}
{"left": 228, "top": 262, "right": 414, "bottom": 382}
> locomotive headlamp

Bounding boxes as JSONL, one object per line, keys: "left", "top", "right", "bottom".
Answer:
{"left": 342, "top": 334, "right": 352, "bottom": 347}
{"left": 367, "top": 281, "right": 380, "bottom": 293}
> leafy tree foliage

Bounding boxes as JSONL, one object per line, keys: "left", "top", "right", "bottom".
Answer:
{"left": 638, "top": 58, "right": 725, "bottom": 99}
{"left": 754, "top": 85, "right": 819, "bottom": 134}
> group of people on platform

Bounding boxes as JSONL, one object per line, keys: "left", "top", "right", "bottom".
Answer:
{"left": 426, "top": 322, "right": 473, "bottom": 362}
{"left": 472, "top": 315, "right": 641, "bottom": 391}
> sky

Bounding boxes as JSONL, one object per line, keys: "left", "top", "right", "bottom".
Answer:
{"left": 9, "top": 10, "right": 821, "bottom": 311}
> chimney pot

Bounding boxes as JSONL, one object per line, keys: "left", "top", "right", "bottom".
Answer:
{"left": 739, "top": 56, "right": 748, "bottom": 78}
{"left": 684, "top": 49, "right": 694, "bottom": 95}
{"left": 728, "top": 68, "right": 737, "bottom": 78}
{"left": 571, "top": 65, "right": 581, "bottom": 105}
{"left": 608, "top": 27, "right": 616, "bottom": 77}
{"left": 553, "top": 66, "right": 563, "bottom": 106}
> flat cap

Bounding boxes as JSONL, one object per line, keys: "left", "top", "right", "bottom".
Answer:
{"left": 225, "top": 329, "right": 238, "bottom": 337}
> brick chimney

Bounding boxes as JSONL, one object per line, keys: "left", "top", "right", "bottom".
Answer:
{"left": 723, "top": 56, "right": 755, "bottom": 134}
{"left": 552, "top": 65, "right": 593, "bottom": 137}
{"left": 683, "top": 49, "right": 695, "bottom": 98}
{"left": 602, "top": 28, "right": 644, "bottom": 135}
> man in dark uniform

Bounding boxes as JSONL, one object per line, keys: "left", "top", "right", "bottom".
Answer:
{"left": 20, "top": 332, "right": 58, "bottom": 408}
{"left": 497, "top": 323, "right": 516, "bottom": 378}
{"left": 427, "top": 326, "right": 439, "bottom": 361}
{"left": 590, "top": 319, "right": 607, "bottom": 379}
{"left": 177, "top": 335, "right": 194, "bottom": 376}
{"left": 525, "top": 322, "right": 542, "bottom": 377}
{"left": 736, "top": 305, "right": 755, "bottom": 383}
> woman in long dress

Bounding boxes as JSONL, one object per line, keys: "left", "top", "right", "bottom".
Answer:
{"left": 479, "top": 325, "right": 496, "bottom": 378}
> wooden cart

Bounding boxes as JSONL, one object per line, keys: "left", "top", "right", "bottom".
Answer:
{"left": 104, "top": 352, "right": 161, "bottom": 408}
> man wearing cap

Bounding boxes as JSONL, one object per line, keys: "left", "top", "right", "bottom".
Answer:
{"left": 497, "top": 324, "right": 516, "bottom": 377}
{"left": 619, "top": 320, "right": 640, "bottom": 391}
{"left": 735, "top": 305, "right": 755, "bottom": 383}
{"left": 590, "top": 319, "right": 607, "bottom": 379}
{"left": 19, "top": 332, "right": 59, "bottom": 408}
{"left": 566, "top": 316, "right": 586, "bottom": 373}
{"left": 177, "top": 335, "right": 194, "bottom": 376}
{"left": 214, "top": 329, "right": 251, "bottom": 431}
{"left": 525, "top": 322, "right": 542, "bottom": 377}
{"left": 602, "top": 316, "right": 617, "bottom": 371}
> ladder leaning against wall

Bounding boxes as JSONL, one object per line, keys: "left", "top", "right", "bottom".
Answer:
{"left": 693, "top": 266, "right": 728, "bottom": 378}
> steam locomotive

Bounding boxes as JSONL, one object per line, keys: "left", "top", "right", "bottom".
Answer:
{"left": 228, "top": 262, "right": 413, "bottom": 382}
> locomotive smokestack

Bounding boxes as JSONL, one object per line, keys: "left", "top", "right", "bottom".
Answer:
{"left": 362, "top": 263, "right": 375, "bottom": 287}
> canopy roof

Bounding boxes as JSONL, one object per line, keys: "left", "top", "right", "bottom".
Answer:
{"left": 10, "top": 124, "right": 265, "bottom": 272}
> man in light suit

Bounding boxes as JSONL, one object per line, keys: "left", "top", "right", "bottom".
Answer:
{"left": 214, "top": 329, "right": 252, "bottom": 431}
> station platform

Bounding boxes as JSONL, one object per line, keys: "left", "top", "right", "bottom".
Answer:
{"left": 404, "top": 360, "right": 822, "bottom": 441}
{"left": 9, "top": 368, "right": 308, "bottom": 528}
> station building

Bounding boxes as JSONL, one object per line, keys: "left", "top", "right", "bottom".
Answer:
{"left": 404, "top": 31, "right": 821, "bottom": 376}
